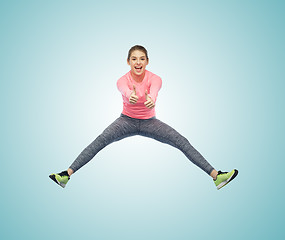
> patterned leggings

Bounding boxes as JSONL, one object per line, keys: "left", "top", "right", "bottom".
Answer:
{"left": 69, "top": 114, "right": 214, "bottom": 175}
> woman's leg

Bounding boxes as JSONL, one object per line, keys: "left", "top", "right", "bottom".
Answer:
{"left": 139, "top": 118, "right": 216, "bottom": 177}
{"left": 68, "top": 115, "right": 139, "bottom": 174}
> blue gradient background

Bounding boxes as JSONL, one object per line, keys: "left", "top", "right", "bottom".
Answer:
{"left": 1, "top": 1, "right": 284, "bottom": 239}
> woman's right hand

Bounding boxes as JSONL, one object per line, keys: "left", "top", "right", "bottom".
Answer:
{"left": 129, "top": 85, "right": 138, "bottom": 104}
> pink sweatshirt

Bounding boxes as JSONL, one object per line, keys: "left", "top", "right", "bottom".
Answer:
{"left": 117, "top": 70, "right": 162, "bottom": 119}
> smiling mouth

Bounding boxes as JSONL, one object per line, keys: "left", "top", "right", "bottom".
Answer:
{"left": 135, "top": 66, "right": 142, "bottom": 70}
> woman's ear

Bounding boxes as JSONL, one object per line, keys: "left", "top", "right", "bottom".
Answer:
{"left": 127, "top": 59, "right": 130, "bottom": 65}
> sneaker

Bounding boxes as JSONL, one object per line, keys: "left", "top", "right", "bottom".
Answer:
{"left": 214, "top": 169, "right": 238, "bottom": 190}
{"left": 49, "top": 170, "right": 70, "bottom": 188}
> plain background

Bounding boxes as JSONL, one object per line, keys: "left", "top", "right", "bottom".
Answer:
{"left": 1, "top": 0, "right": 284, "bottom": 239}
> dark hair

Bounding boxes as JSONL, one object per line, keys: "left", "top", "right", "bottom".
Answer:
{"left": 127, "top": 45, "right": 149, "bottom": 60}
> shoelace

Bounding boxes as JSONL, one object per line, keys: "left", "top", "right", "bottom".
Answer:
{"left": 218, "top": 170, "right": 228, "bottom": 175}
{"left": 59, "top": 171, "right": 68, "bottom": 177}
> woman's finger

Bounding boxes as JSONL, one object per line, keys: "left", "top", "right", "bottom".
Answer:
{"left": 131, "top": 95, "right": 138, "bottom": 100}
{"left": 145, "top": 100, "right": 153, "bottom": 105}
{"left": 145, "top": 101, "right": 154, "bottom": 108}
{"left": 130, "top": 96, "right": 138, "bottom": 104}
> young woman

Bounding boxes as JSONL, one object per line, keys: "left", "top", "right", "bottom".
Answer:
{"left": 49, "top": 45, "right": 238, "bottom": 190}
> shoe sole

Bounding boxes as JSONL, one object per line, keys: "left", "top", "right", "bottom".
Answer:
{"left": 49, "top": 174, "right": 66, "bottom": 188}
{"left": 217, "top": 169, "right": 238, "bottom": 190}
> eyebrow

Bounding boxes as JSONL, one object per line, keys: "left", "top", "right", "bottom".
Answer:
{"left": 131, "top": 56, "right": 146, "bottom": 58}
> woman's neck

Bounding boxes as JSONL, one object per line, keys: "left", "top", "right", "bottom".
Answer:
{"left": 131, "top": 71, "right": 146, "bottom": 83}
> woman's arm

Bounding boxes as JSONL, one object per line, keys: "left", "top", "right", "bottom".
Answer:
{"left": 117, "top": 77, "right": 133, "bottom": 100}
{"left": 144, "top": 76, "right": 162, "bottom": 109}
{"left": 117, "top": 77, "right": 138, "bottom": 104}
{"left": 148, "top": 76, "right": 162, "bottom": 103}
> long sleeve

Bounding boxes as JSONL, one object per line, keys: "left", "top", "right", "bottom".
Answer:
{"left": 117, "top": 76, "right": 132, "bottom": 100}
{"left": 148, "top": 76, "right": 162, "bottom": 103}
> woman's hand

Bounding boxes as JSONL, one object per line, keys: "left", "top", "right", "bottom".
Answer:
{"left": 144, "top": 90, "right": 155, "bottom": 109}
{"left": 129, "top": 85, "right": 139, "bottom": 104}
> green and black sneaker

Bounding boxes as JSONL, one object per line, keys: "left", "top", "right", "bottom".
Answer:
{"left": 214, "top": 169, "right": 238, "bottom": 190}
{"left": 49, "top": 170, "right": 70, "bottom": 188}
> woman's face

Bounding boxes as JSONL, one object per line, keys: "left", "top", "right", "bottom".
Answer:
{"left": 127, "top": 50, "right": 149, "bottom": 76}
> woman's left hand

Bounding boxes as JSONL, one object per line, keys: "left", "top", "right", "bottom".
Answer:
{"left": 144, "top": 90, "right": 155, "bottom": 109}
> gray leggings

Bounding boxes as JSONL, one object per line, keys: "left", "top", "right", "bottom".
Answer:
{"left": 69, "top": 114, "right": 214, "bottom": 175}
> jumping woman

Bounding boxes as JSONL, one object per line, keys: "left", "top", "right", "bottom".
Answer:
{"left": 49, "top": 45, "right": 238, "bottom": 190}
